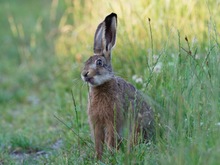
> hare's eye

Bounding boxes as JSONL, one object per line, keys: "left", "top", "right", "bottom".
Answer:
{"left": 96, "top": 59, "right": 103, "bottom": 66}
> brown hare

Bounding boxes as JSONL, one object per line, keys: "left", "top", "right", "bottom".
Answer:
{"left": 81, "top": 13, "right": 154, "bottom": 159}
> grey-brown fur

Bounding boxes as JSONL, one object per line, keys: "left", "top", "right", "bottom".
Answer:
{"left": 81, "top": 13, "right": 154, "bottom": 159}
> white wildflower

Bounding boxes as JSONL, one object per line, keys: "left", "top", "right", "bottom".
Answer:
{"left": 192, "top": 36, "right": 198, "bottom": 45}
{"left": 215, "top": 122, "right": 220, "bottom": 126}
{"left": 153, "top": 54, "right": 159, "bottom": 63}
{"left": 132, "top": 75, "right": 138, "bottom": 81}
{"left": 195, "top": 54, "right": 200, "bottom": 59}
{"left": 153, "top": 62, "right": 162, "bottom": 73}
{"left": 135, "top": 77, "right": 143, "bottom": 83}
{"left": 132, "top": 75, "right": 143, "bottom": 84}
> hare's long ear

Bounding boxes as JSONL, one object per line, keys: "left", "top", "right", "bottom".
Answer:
{"left": 94, "top": 13, "right": 117, "bottom": 62}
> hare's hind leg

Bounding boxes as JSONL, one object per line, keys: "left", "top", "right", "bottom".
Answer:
{"left": 105, "top": 121, "right": 123, "bottom": 152}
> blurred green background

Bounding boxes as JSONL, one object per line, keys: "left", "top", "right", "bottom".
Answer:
{"left": 0, "top": 0, "right": 219, "bottom": 164}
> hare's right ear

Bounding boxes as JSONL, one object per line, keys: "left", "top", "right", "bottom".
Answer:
{"left": 93, "top": 13, "right": 117, "bottom": 61}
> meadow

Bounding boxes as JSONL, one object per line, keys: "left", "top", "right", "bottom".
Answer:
{"left": 0, "top": 0, "right": 219, "bottom": 164}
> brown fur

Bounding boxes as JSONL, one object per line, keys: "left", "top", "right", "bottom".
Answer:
{"left": 81, "top": 13, "right": 154, "bottom": 159}
{"left": 88, "top": 79, "right": 123, "bottom": 159}
{"left": 86, "top": 77, "right": 154, "bottom": 159}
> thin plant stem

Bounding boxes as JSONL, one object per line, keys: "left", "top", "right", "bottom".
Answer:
{"left": 148, "top": 18, "right": 154, "bottom": 66}
{"left": 54, "top": 114, "right": 93, "bottom": 149}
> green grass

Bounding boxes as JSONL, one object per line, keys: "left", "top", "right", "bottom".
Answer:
{"left": 0, "top": 0, "right": 219, "bottom": 164}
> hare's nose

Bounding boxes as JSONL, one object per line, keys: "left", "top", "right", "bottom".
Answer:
{"left": 82, "top": 71, "right": 89, "bottom": 77}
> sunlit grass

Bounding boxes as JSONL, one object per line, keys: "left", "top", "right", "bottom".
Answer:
{"left": 0, "top": 0, "right": 219, "bottom": 164}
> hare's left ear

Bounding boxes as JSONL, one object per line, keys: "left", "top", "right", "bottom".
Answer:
{"left": 93, "top": 13, "right": 117, "bottom": 61}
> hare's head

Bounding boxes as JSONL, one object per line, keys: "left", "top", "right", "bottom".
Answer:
{"left": 81, "top": 13, "right": 117, "bottom": 87}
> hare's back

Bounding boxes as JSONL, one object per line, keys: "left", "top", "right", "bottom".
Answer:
{"left": 115, "top": 76, "right": 151, "bottom": 112}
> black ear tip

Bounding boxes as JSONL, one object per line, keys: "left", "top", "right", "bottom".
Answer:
{"left": 110, "top": 12, "right": 117, "bottom": 18}
{"left": 105, "top": 13, "right": 117, "bottom": 21}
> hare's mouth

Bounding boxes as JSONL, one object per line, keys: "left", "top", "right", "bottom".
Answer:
{"left": 84, "top": 77, "right": 95, "bottom": 85}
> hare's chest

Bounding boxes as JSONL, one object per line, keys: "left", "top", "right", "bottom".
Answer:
{"left": 88, "top": 92, "right": 119, "bottom": 122}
